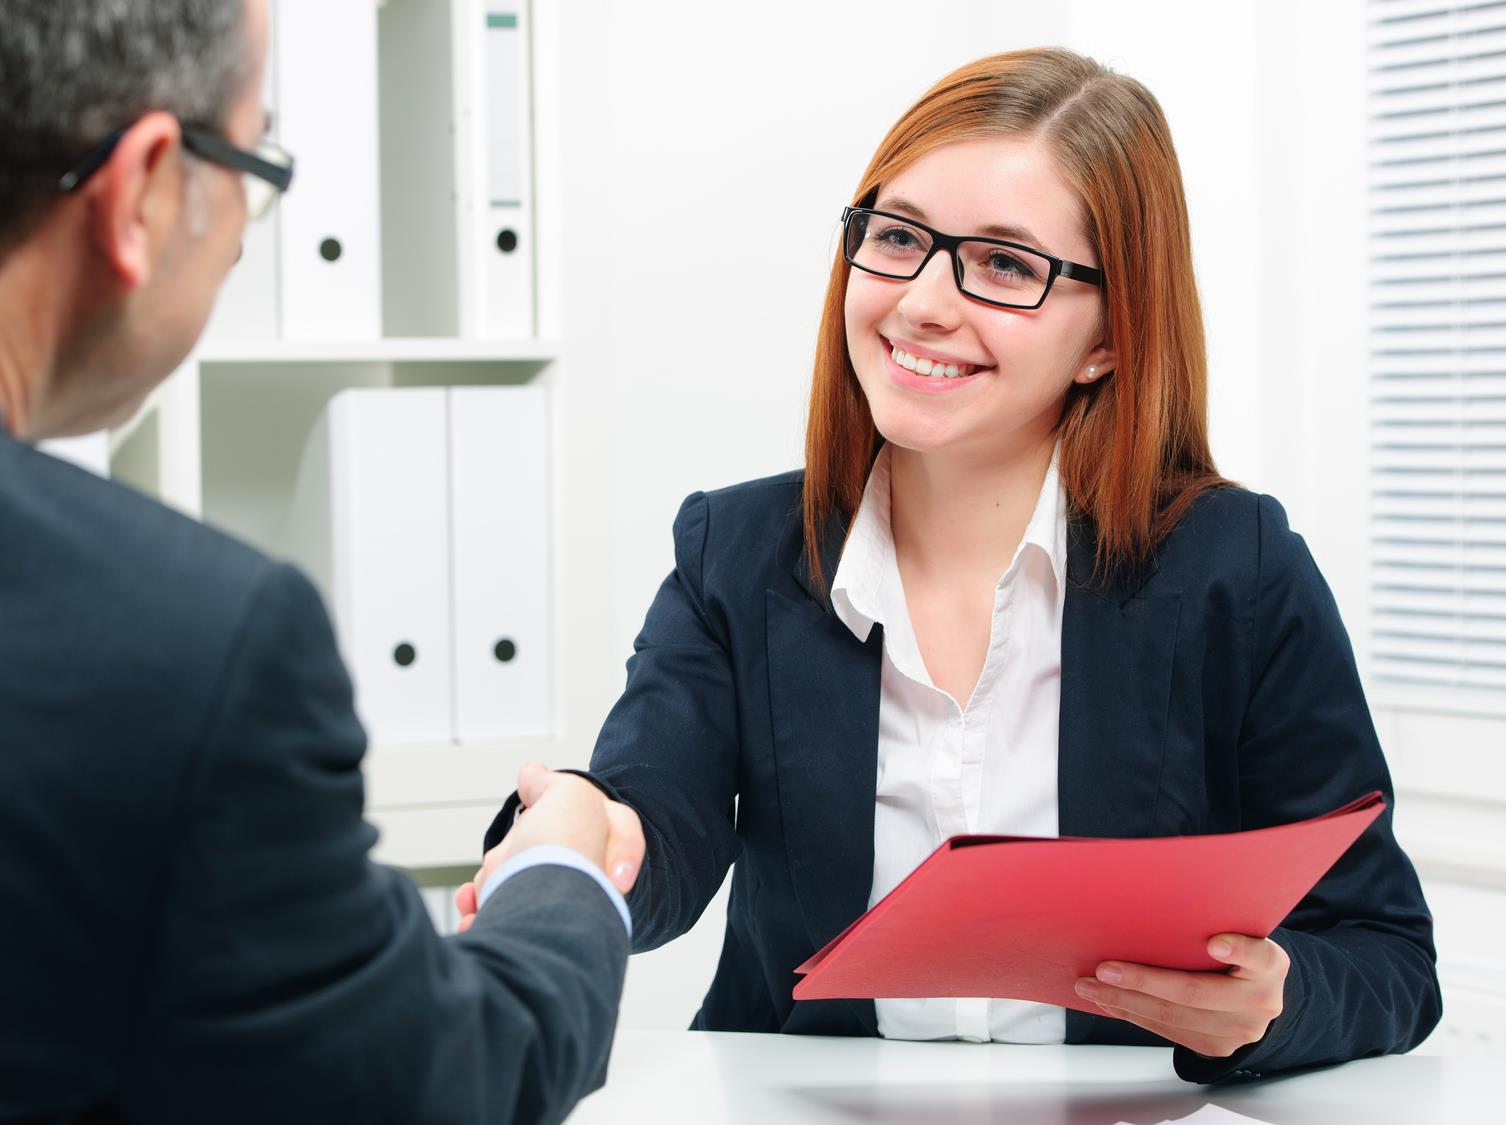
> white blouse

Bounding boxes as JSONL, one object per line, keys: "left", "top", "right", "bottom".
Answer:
{"left": 830, "top": 443, "right": 1068, "bottom": 1044}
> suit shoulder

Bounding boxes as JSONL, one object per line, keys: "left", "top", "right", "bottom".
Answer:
{"left": 1176, "top": 483, "right": 1261, "bottom": 527}
{"left": 665, "top": 470, "right": 805, "bottom": 597}
{"left": 1, "top": 438, "right": 279, "bottom": 654}
{"left": 1159, "top": 485, "right": 1311, "bottom": 588}
{"left": 701, "top": 469, "right": 805, "bottom": 513}
{"left": 674, "top": 470, "right": 804, "bottom": 549}
{"left": 1172, "top": 486, "right": 1301, "bottom": 545}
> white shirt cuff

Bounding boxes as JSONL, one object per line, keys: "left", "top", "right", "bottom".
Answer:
{"left": 476, "top": 844, "right": 632, "bottom": 936}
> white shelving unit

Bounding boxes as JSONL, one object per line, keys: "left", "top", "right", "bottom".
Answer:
{"left": 105, "top": 0, "right": 587, "bottom": 876}
{"left": 197, "top": 338, "right": 561, "bottom": 365}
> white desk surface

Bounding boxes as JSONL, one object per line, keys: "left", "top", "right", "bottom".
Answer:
{"left": 567, "top": 1030, "right": 1491, "bottom": 1124}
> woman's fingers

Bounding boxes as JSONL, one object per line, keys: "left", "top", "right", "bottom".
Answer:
{"left": 452, "top": 881, "right": 479, "bottom": 934}
{"left": 453, "top": 881, "right": 478, "bottom": 918}
{"left": 1076, "top": 976, "right": 1268, "bottom": 1042}
{"left": 1208, "top": 933, "right": 1289, "bottom": 981}
{"left": 1082, "top": 959, "right": 1277, "bottom": 1018}
{"left": 1075, "top": 935, "right": 1290, "bottom": 1055}
{"left": 602, "top": 799, "right": 646, "bottom": 894}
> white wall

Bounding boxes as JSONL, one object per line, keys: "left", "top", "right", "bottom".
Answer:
{"left": 1063, "top": 2, "right": 1270, "bottom": 491}
{"left": 556, "top": 0, "right": 1065, "bottom": 663}
{"left": 550, "top": 0, "right": 1503, "bottom": 1040}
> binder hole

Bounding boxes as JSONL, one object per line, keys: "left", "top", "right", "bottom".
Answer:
{"left": 393, "top": 642, "right": 417, "bottom": 667}
{"left": 493, "top": 639, "right": 517, "bottom": 663}
{"left": 496, "top": 228, "right": 519, "bottom": 254}
{"left": 320, "top": 238, "right": 343, "bottom": 262}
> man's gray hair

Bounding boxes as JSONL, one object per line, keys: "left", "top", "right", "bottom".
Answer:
{"left": 0, "top": 0, "right": 250, "bottom": 255}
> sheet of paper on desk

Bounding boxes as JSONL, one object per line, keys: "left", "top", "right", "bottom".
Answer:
{"left": 1120, "top": 1106, "right": 1273, "bottom": 1125}
{"left": 1125, "top": 1106, "right": 1273, "bottom": 1125}
{"left": 793, "top": 791, "right": 1384, "bottom": 1012}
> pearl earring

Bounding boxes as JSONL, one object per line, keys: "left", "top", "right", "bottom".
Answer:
{"left": 1086, "top": 365, "right": 1098, "bottom": 380}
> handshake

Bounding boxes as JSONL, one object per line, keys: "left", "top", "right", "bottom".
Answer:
{"left": 452, "top": 764, "right": 646, "bottom": 931}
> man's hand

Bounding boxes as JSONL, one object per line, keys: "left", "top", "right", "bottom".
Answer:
{"left": 1073, "top": 934, "right": 1290, "bottom": 1058}
{"left": 452, "top": 762, "right": 645, "bottom": 933}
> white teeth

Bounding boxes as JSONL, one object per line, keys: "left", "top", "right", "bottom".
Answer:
{"left": 889, "top": 342, "right": 978, "bottom": 379}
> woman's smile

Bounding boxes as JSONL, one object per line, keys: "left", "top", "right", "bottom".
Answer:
{"left": 881, "top": 336, "right": 992, "bottom": 394}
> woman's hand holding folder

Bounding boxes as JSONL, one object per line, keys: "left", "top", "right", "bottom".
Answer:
{"left": 1075, "top": 933, "right": 1291, "bottom": 1058}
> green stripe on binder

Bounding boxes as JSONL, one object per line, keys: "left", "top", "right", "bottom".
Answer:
{"left": 487, "top": 13, "right": 518, "bottom": 29}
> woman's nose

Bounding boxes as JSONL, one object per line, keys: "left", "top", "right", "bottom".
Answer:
{"left": 895, "top": 249, "right": 963, "bottom": 332}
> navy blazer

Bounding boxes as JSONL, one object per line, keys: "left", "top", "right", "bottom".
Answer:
{"left": 487, "top": 469, "right": 1441, "bottom": 1082}
{"left": 1, "top": 429, "right": 628, "bottom": 1124}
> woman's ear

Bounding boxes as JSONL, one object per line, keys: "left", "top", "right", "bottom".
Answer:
{"left": 1073, "top": 333, "right": 1117, "bottom": 386}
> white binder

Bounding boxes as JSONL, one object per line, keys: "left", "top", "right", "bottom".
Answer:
{"left": 448, "top": 385, "right": 551, "bottom": 741}
{"left": 457, "top": 3, "right": 535, "bottom": 339}
{"left": 273, "top": 0, "right": 383, "bottom": 340}
{"left": 377, "top": 0, "right": 463, "bottom": 337}
{"left": 280, "top": 389, "right": 453, "bottom": 745}
{"left": 203, "top": 209, "right": 280, "bottom": 343}
{"left": 202, "top": 3, "right": 279, "bottom": 345}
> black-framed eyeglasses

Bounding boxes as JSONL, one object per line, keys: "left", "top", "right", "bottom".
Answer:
{"left": 57, "top": 118, "right": 295, "bottom": 221}
{"left": 841, "top": 206, "right": 1104, "bottom": 311}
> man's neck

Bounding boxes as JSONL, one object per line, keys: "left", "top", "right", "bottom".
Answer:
{"left": 0, "top": 225, "right": 77, "bottom": 440}
{"left": 0, "top": 309, "right": 34, "bottom": 438}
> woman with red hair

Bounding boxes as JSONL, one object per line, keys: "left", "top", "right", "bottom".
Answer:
{"left": 481, "top": 47, "right": 1439, "bottom": 1081}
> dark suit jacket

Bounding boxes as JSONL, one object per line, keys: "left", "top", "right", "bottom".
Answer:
{"left": 0, "top": 429, "right": 627, "bottom": 1124}
{"left": 487, "top": 468, "right": 1440, "bottom": 1083}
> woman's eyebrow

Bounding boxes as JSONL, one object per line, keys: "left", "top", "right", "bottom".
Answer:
{"left": 877, "top": 195, "right": 1046, "bottom": 249}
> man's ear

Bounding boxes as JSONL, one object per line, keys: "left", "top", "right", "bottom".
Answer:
{"left": 87, "top": 112, "right": 183, "bottom": 291}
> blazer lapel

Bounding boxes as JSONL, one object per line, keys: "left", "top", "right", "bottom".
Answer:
{"left": 1057, "top": 517, "right": 1182, "bottom": 839}
{"left": 767, "top": 513, "right": 883, "bottom": 960}
{"left": 1058, "top": 518, "right": 1183, "bottom": 1044}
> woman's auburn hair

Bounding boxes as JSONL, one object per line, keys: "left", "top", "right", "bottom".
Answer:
{"left": 803, "top": 47, "right": 1230, "bottom": 595}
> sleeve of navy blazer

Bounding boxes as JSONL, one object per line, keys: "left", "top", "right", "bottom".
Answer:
{"left": 116, "top": 562, "right": 628, "bottom": 1125}
{"left": 585, "top": 492, "right": 744, "bottom": 952}
{"left": 1174, "top": 494, "right": 1442, "bottom": 1082}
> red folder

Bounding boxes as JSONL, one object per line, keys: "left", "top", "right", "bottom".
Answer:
{"left": 793, "top": 792, "right": 1384, "bottom": 1011}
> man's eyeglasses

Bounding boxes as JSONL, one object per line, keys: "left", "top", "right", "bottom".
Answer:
{"left": 58, "top": 118, "right": 295, "bottom": 220}
{"left": 841, "top": 206, "right": 1104, "bottom": 311}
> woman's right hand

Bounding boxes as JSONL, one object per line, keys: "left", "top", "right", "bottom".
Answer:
{"left": 453, "top": 763, "right": 645, "bottom": 931}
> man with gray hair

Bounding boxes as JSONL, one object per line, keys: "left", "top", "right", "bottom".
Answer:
{"left": 0, "top": 2, "right": 641, "bottom": 1120}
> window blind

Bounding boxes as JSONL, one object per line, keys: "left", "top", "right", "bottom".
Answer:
{"left": 1369, "top": 0, "right": 1506, "bottom": 693}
